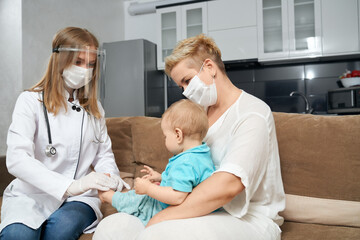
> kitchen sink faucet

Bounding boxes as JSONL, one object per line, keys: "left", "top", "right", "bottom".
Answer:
{"left": 290, "top": 91, "right": 314, "bottom": 114}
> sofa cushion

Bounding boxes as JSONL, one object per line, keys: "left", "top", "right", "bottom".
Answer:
{"left": 0, "top": 156, "right": 14, "bottom": 196}
{"left": 274, "top": 112, "right": 360, "bottom": 201}
{"left": 106, "top": 117, "right": 136, "bottom": 175}
{"left": 281, "top": 194, "right": 360, "bottom": 227}
{"left": 273, "top": 112, "right": 360, "bottom": 227}
{"left": 130, "top": 116, "right": 172, "bottom": 178}
{"left": 281, "top": 221, "right": 360, "bottom": 240}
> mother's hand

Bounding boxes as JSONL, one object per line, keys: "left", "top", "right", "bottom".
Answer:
{"left": 146, "top": 172, "right": 244, "bottom": 227}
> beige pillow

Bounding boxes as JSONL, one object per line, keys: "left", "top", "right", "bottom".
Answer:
{"left": 280, "top": 194, "right": 360, "bottom": 227}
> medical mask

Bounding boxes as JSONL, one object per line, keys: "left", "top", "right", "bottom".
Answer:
{"left": 182, "top": 63, "right": 217, "bottom": 108}
{"left": 62, "top": 65, "right": 93, "bottom": 89}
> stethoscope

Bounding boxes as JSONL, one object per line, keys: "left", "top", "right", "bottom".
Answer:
{"left": 89, "top": 114, "right": 104, "bottom": 144}
{"left": 42, "top": 92, "right": 103, "bottom": 157}
{"left": 42, "top": 92, "right": 57, "bottom": 157}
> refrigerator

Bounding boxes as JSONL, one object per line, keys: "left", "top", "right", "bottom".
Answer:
{"left": 100, "top": 39, "right": 165, "bottom": 118}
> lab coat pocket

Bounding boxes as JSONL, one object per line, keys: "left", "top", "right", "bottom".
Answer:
{"left": 4, "top": 178, "right": 39, "bottom": 197}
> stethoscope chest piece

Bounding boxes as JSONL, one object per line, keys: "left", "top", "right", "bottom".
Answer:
{"left": 43, "top": 91, "right": 57, "bottom": 157}
{"left": 45, "top": 144, "right": 57, "bottom": 157}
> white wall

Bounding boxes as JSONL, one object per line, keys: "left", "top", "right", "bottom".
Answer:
{"left": 123, "top": 1, "right": 157, "bottom": 43}
{"left": 22, "top": 0, "right": 125, "bottom": 89}
{"left": 0, "top": 0, "right": 125, "bottom": 156}
{"left": 0, "top": 0, "right": 22, "bottom": 156}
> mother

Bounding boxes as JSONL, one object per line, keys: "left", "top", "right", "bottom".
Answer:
{"left": 94, "top": 34, "right": 285, "bottom": 240}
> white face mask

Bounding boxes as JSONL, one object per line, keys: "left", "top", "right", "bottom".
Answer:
{"left": 62, "top": 65, "right": 93, "bottom": 89}
{"left": 182, "top": 63, "right": 217, "bottom": 108}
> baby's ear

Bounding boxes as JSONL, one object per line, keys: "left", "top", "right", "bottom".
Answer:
{"left": 175, "top": 128, "right": 183, "bottom": 143}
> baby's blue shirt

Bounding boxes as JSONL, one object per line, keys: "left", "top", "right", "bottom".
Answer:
{"left": 160, "top": 143, "right": 215, "bottom": 208}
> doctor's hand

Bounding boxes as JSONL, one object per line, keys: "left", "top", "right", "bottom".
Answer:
{"left": 66, "top": 172, "right": 118, "bottom": 196}
{"left": 110, "top": 175, "right": 131, "bottom": 192}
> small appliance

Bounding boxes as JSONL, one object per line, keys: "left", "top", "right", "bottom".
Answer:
{"left": 327, "top": 86, "right": 360, "bottom": 114}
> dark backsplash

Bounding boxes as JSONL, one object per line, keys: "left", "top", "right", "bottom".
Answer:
{"left": 167, "top": 58, "right": 360, "bottom": 115}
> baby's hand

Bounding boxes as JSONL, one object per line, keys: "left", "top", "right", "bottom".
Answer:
{"left": 140, "top": 165, "right": 162, "bottom": 182}
{"left": 98, "top": 189, "right": 115, "bottom": 204}
{"left": 134, "top": 177, "right": 152, "bottom": 195}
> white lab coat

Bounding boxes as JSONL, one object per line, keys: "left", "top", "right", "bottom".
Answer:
{"left": 0, "top": 91, "right": 121, "bottom": 233}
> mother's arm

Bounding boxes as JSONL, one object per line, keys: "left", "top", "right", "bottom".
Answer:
{"left": 146, "top": 171, "right": 244, "bottom": 227}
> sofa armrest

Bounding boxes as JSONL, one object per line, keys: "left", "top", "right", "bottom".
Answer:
{"left": 0, "top": 156, "right": 15, "bottom": 196}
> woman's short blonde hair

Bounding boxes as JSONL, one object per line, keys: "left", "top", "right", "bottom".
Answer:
{"left": 162, "top": 99, "right": 209, "bottom": 140}
{"left": 164, "top": 34, "right": 225, "bottom": 77}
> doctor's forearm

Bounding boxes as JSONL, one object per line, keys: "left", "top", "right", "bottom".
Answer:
{"left": 147, "top": 172, "right": 244, "bottom": 227}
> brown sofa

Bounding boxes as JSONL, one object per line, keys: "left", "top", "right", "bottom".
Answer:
{"left": 1, "top": 112, "right": 360, "bottom": 239}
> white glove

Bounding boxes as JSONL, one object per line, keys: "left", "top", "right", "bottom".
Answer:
{"left": 66, "top": 172, "right": 118, "bottom": 196}
{"left": 110, "top": 175, "right": 131, "bottom": 191}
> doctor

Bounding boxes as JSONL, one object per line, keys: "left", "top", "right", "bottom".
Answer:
{"left": 0, "top": 27, "right": 129, "bottom": 240}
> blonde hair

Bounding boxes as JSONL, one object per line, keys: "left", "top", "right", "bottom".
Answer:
{"left": 162, "top": 99, "right": 209, "bottom": 140}
{"left": 29, "top": 27, "right": 102, "bottom": 118}
{"left": 164, "top": 34, "right": 225, "bottom": 77}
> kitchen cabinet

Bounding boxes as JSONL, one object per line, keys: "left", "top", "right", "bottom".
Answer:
{"left": 321, "top": 0, "right": 359, "bottom": 56}
{"left": 208, "top": 27, "right": 257, "bottom": 61}
{"left": 207, "top": 0, "right": 257, "bottom": 61}
{"left": 156, "top": 2, "right": 207, "bottom": 69}
{"left": 208, "top": 0, "right": 256, "bottom": 31}
{"left": 257, "top": 0, "right": 322, "bottom": 61}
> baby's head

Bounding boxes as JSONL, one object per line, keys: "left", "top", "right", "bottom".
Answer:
{"left": 161, "top": 99, "right": 209, "bottom": 154}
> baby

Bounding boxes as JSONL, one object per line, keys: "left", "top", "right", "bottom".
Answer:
{"left": 98, "top": 99, "right": 215, "bottom": 225}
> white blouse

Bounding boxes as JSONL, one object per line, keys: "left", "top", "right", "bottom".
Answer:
{"left": 204, "top": 91, "right": 285, "bottom": 226}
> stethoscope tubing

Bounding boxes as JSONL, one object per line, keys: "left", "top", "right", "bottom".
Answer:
{"left": 74, "top": 109, "right": 85, "bottom": 179}
{"left": 42, "top": 92, "right": 53, "bottom": 145}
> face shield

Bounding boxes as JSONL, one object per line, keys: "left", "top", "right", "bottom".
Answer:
{"left": 53, "top": 46, "right": 106, "bottom": 100}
